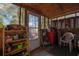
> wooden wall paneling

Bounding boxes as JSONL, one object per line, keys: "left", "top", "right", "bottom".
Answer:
{"left": 59, "top": 19, "right": 62, "bottom": 29}
{"left": 42, "top": 18, "right": 45, "bottom": 29}
{"left": 19, "top": 7, "right": 21, "bottom": 25}
{"left": 25, "top": 8, "right": 29, "bottom": 27}
{"left": 43, "top": 17, "right": 45, "bottom": 29}
{"left": 0, "top": 28, "right": 3, "bottom": 55}
{"left": 65, "top": 18, "right": 69, "bottom": 29}
{"left": 44, "top": 17, "right": 47, "bottom": 29}
{"left": 51, "top": 20, "right": 54, "bottom": 28}
{"left": 74, "top": 13, "right": 77, "bottom": 29}
{"left": 51, "top": 19, "right": 53, "bottom": 27}
{"left": 75, "top": 13, "right": 79, "bottom": 29}
{"left": 64, "top": 19, "right": 66, "bottom": 29}
{"left": 77, "top": 16, "right": 79, "bottom": 28}
{"left": 48, "top": 20, "right": 50, "bottom": 28}
{"left": 55, "top": 20, "right": 57, "bottom": 28}
{"left": 55, "top": 18, "right": 58, "bottom": 28}
{"left": 57, "top": 20, "right": 60, "bottom": 29}
{"left": 53, "top": 20, "right": 55, "bottom": 28}
{"left": 55, "top": 20, "right": 57, "bottom": 29}
{"left": 64, "top": 16, "right": 66, "bottom": 29}
{"left": 76, "top": 12, "right": 79, "bottom": 28}
{"left": 40, "top": 16, "right": 42, "bottom": 29}
{"left": 60, "top": 19, "right": 62, "bottom": 29}
{"left": 54, "top": 21, "right": 56, "bottom": 28}
{"left": 48, "top": 19, "right": 51, "bottom": 28}
{"left": 56, "top": 18, "right": 59, "bottom": 29}
{"left": 75, "top": 16, "right": 77, "bottom": 28}
{"left": 45, "top": 18, "right": 49, "bottom": 29}
{"left": 67, "top": 18, "right": 71, "bottom": 29}
{"left": 50, "top": 19, "right": 52, "bottom": 28}
{"left": 55, "top": 20, "right": 56, "bottom": 28}
{"left": 21, "top": 7, "right": 26, "bottom": 26}
{"left": 61, "top": 19, "right": 65, "bottom": 29}
{"left": 41, "top": 16, "right": 45, "bottom": 29}
{"left": 48, "top": 18, "right": 49, "bottom": 28}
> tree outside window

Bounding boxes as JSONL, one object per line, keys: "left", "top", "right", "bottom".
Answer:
{"left": 0, "top": 4, "right": 20, "bottom": 28}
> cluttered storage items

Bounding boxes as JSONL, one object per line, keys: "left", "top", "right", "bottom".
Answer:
{"left": 0, "top": 24, "right": 30, "bottom": 56}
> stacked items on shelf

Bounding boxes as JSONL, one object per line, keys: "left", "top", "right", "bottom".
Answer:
{"left": 3, "top": 24, "right": 29, "bottom": 56}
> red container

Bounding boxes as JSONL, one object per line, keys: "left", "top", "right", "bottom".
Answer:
{"left": 48, "top": 31, "right": 55, "bottom": 46}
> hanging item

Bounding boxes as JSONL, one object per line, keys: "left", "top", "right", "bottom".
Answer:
{"left": 70, "top": 17, "right": 75, "bottom": 29}
{"left": 47, "top": 28, "right": 55, "bottom": 47}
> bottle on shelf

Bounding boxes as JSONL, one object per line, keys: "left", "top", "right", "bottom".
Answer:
{"left": 12, "top": 34, "right": 19, "bottom": 40}
{"left": 5, "top": 44, "right": 12, "bottom": 53}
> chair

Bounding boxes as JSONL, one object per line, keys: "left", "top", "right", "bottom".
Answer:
{"left": 59, "top": 32, "right": 74, "bottom": 52}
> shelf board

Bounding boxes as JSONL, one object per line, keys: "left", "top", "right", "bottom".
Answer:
{"left": 5, "top": 39, "right": 27, "bottom": 44}
{"left": 25, "top": 52, "right": 30, "bottom": 56}
{"left": 5, "top": 30, "right": 26, "bottom": 33}
{"left": 13, "top": 39, "right": 26, "bottom": 42}
{"left": 5, "top": 47, "right": 26, "bottom": 56}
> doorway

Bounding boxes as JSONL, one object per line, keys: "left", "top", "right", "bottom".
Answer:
{"left": 28, "top": 13, "right": 40, "bottom": 51}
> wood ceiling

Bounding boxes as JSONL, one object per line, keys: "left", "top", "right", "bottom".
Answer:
{"left": 16, "top": 3, "right": 79, "bottom": 18}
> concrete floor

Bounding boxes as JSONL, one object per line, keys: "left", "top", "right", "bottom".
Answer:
{"left": 31, "top": 47, "right": 52, "bottom": 56}
{"left": 32, "top": 50, "right": 52, "bottom": 56}
{"left": 31, "top": 46, "right": 79, "bottom": 56}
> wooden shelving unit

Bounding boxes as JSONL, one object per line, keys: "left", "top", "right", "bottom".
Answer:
{"left": 1, "top": 25, "right": 30, "bottom": 56}
{"left": 5, "top": 47, "right": 26, "bottom": 56}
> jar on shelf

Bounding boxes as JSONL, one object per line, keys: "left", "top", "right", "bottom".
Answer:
{"left": 5, "top": 44, "right": 12, "bottom": 53}
{"left": 5, "top": 35, "right": 12, "bottom": 43}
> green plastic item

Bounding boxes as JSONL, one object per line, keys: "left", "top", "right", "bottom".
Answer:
{"left": 17, "top": 44, "right": 23, "bottom": 49}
